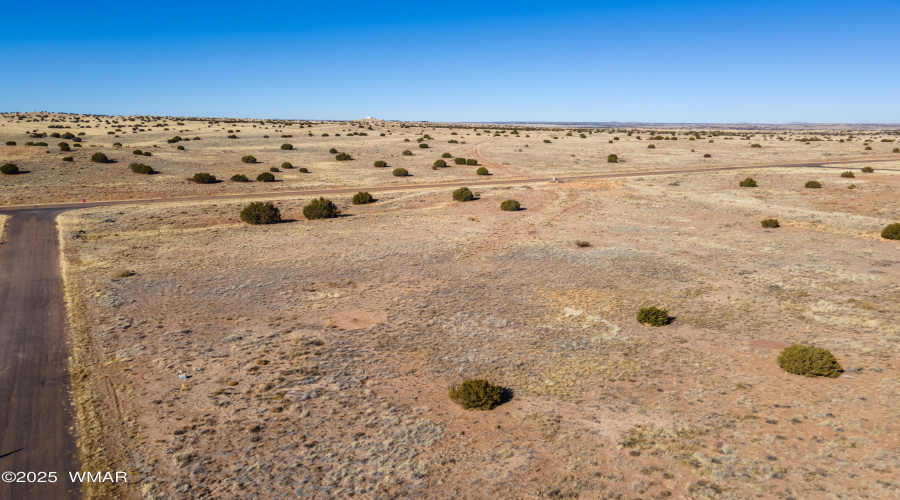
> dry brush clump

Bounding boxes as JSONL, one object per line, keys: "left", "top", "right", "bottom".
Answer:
{"left": 449, "top": 379, "right": 504, "bottom": 410}
{"left": 500, "top": 199, "right": 520, "bottom": 211}
{"left": 239, "top": 201, "right": 282, "bottom": 225}
{"left": 256, "top": 172, "right": 276, "bottom": 182}
{"left": 805, "top": 180, "right": 822, "bottom": 189}
{"left": 777, "top": 344, "right": 842, "bottom": 378}
{"left": 352, "top": 192, "right": 373, "bottom": 205}
{"left": 241, "top": 155, "right": 257, "bottom": 164}
{"left": 476, "top": 167, "right": 490, "bottom": 175}
{"left": 192, "top": 172, "right": 216, "bottom": 184}
{"left": 230, "top": 174, "right": 250, "bottom": 182}
{"left": 637, "top": 306, "right": 669, "bottom": 326}
{"left": 129, "top": 163, "right": 154, "bottom": 175}
{"left": 739, "top": 177, "right": 757, "bottom": 187}
{"left": 1, "top": 163, "right": 20, "bottom": 175}
{"left": 452, "top": 187, "right": 474, "bottom": 202}
{"left": 90, "top": 152, "right": 109, "bottom": 163}
{"left": 303, "top": 197, "right": 341, "bottom": 220}
{"left": 882, "top": 223, "right": 900, "bottom": 240}
{"left": 761, "top": 218, "right": 780, "bottom": 228}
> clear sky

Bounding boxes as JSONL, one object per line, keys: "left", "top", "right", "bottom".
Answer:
{"left": 2, "top": 0, "right": 898, "bottom": 123}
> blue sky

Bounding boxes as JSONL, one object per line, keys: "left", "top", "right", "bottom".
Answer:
{"left": 1, "top": 1, "right": 898, "bottom": 122}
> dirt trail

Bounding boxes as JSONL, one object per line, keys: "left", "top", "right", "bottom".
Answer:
{"left": 467, "top": 140, "right": 535, "bottom": 177}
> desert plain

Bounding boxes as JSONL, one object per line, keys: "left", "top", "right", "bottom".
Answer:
{"left": 2, "top": 112, "right": 900, "bottom": 499}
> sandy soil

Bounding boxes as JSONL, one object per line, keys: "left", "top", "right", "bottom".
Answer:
{"left": 56, "top": 144, "right": 900, "bottom": 499}
{"left": 2, "top": 112, "right": 899, "bottom": 206}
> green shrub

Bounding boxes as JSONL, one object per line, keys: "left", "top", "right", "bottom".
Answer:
{"left": 5, "top": 141, "right": 15, "bottom": 146}
{"left": 373, "top": 160, "right": 387, "bottom": 168}
{"left": 703, "top": 153, "right": 712, "bottom": 158}
{"left": 167, "top": 136, "right": 182, "bottom": 143}
{"left": 465, "top": 158, "right": 477, "bottom": 166}
{"left": 240, "top": 201, "right": 282, "bottom": 225}
{"left": 500, "top": 199, "right": 520, "bottom": 211}
{"left": 750, "top": 143, "right": 761, "bottom": 148}
{"left": 142, "top": 151, "right": 151, "bottom": 156}
{"left": 192, "top": 172, "right": 216, "bottom": 184}
{"left": 59, "top": 142, "right": 70, "bottom": 151}
{"left": 231, "top": 174, "right": 250, "bottom": 182}
{"left": 281, "top": 143, "right": 293, "bottom": 150}
{"left": 882, "top": 223, "right": 900, "bottom": 240}
{"left": 452, "top": 187, "right": 474, "bottom": 202}
{"left": 418, "top": 143, "right": 429, "bottom": 149}
{"left": 269, "top": 166, "right": 280, "bottom": 172}
{"left": 449, "top": 379, "right": 503, "bottom": 410}
{"left": 441, "top": 152, "right": 452, "bottom": 158}
{"left": 0, "top": 163, "right": 19, "bottom": 175}
{"left": 303, "top": 197, "right": 341, "bottom": 220}
{"left": 865, "top": 146, "right": 872, "bottom": 150}
{"left": 329, "top": 147, "right": 338, "bottom": 154}
{"left": 647, "top": 144, "right": 656, "bottom": 149}
{"left": 739, "top": 177, "right": 757, "bottom": 187}
{"left": 805, "top": 180, "right": 822, "bottom": 189}
{"left": 299, "top": 167, "right": 309, "bottom": 173}
{"left": 637, "top": 306, "right": 668, "bottom": 326}
{"left": 241, "top": 155, "right": 257, "bottom": 163}
{"left": 62, "top": 156, "right": 73, "bottom": 162}
{"left": 227, "top": 134, "right": 237, "bottom": 139}
{"left": 761, "top": 218, "right": 779, "bottom": 228}
{"left": 476, "top": 167, "right": 489, "bottom": 175}
{"left": 454, "top": 157, "right": 466, "bottom": 165}
{"left": 335, "top": 152, "right": 352, "bottom": 161}
{"left": 861, "top": 166, "right": 874, "bottom": 173}
{"left": 433, "top": 159, "right": 447, "bottom": 168}
{"left": 130, "top": 163, "right": 154, "bottom": 174}
{"left": 392, "top": 168, "right": 409, "bottom": 177}
{"left": 402, "top": 149, "right": 413, "bottom": 156}
{"left": 281, "top": 162, "right": 293, "bottom": 169}
{"left": 777, "top": 344, "right": 842, "bottom": 378}
{"left": 352, "top": 191, "right": 373, "bottom": 205}
{"left": 257, "top": 172, "right": 276, "bottom": 182}
{"left": 607, "top": 154, "right": 618, "bottom": 163}
{"left": 893, "top": 148, "right": 899, "bottom": 153}
{"left": 90, "top": 152, "right": 109, "bottom": 163}
{"left": 176, "top": 145, "right": 184, "bottom": 150}
{"left": 840, "top": 171, "right": 854, "bottom": 178}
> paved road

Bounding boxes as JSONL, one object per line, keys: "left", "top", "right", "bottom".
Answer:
{"left": 0, "top": 208, "right": 79, "bottom": 500}
{"left": 0, "top": 155, "right": 895, "bottom": 499}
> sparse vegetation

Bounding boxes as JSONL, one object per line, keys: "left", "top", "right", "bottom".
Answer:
{"left": 861, "top": 166, "right": 874, "bottom": 173}
{"left": 449, "top": 379, "right": 503, "bottom": 410}
{"left": 761, "top": 218, "right": 779, "bottom": 228}
{"left": 882, "top": 223, "right": 900, "bottom": 240}
{"left": 352, "top": 192, "right": 373, "bottom": 205}
{"left": 240, "top": 201, "right": 282, "bottom": 225}
{"left": 637, "top": 306, "right": 669, "bottom": 327}
{"left": 303, "top": 197, "right": 341, "bottom": 220}
{"left": 335, "top": 152, "right": 352, "bottom": 161}
{"left": 739, "top": 177, "right": 757, "bottom": 187}
{"left": 452, "top": 187, "right": 474, "bottom": 201}
{"left": 777, "top": 344, "right": 842, "bottom": 378}
{"left": 500, "top": 199, "right": 520, "bottom": 211}
{"left": 840, "top": 171, "right": 854, "bottom": 178}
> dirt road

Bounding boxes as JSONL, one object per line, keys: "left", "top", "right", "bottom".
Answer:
{"left": 0, "top": 209, "right": 79, "bottom": 500}
{"left": 0, "top": 156, "right": 894, "bottom": 499}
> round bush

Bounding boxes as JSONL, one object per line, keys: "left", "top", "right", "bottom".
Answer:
{"left": 607, "top": 154, "right": 618, "bottom": 163}
{"left": 90, "top": 152, "right": 109, "bottom": 163}
{"left": 241, "top": 155, "right": 257, "bottom": 163}
{"left": 840, "top": 171, "right": 855, "bottom": 178}
{"left": 418, "top": 143, "right": 429, "bottom": 149}
{"left": 1, "top": 163, "right": 20, "bottom": 175}
{"left": 500, "top": 199, "right": 520, "bottom": 211}
{"left": 328, "top": 147, "right": 338, "bottom": 154}
{"left": 402, "top": 150, "right": 413, "bottom": 156}
{"left": 452, "top": 187, "right": 474, "bottom": 202}
{"left": 303, "top": 197, "right": 341, "bottom": 220}
{"left": 132, "top": 149, "right": 142, "bottom": 155}
{"left": 298, "top": 167, "right": 309, "bottom": 173}
{"left": 777, "top": 344, "right": 842, "bottom": 378}
{"left": 433, "top": 159, "right": 447, "bottom": 168}
{"left": 637, "top": 306, "right": 668, "bottom": 326}
{"left": 352, "top": 192, "right": 373, "bottom": 205}
{"left": 176, "top": 145, "right": 184, "bottom": 150}
{"left": 805, "top": 180, "right": 822, "bottom": 189}
{"left": 861, "top": 166, "right": 874, "bottom": 173}
{"left": 280, "top": 143, "right": 293, "bottom": 150}
{"left": 281, "top": 162, "right": 293, "bottom": 169}
{"left": 142, "top": 151, "right": 151, "bottom": 157}
{"left": 647, "top": 144, "right": 655, "bottom": 149}
{"left": 739, "top": 177, "right": 757, "bottom": 187}
{"left": 454, "top": 157, "right": 466, "bottom": 165}
{"left": 227, "top": 134, "right": 237, "bottom": 139}
{"left": 257, "top": 172, "right": 276, "bottom": 182}
{"left": 441, "top": 152, "right": 452, "bottom": 158}
{"left": 373, "top": 160, "right": 387, "bottom": 168}
{"left": 761, "top": 218, "right": 779, "bottom": 228}
{"left": 5, "top": 141, "right": 16, "bottom": 146}
{"left": 893, "top": 148, "right": 899, "bottom": 153}
{"left": 230, "top": 174, "right": 250, "bottom": 182}
{"left": 62, "top": 156, "right": 73, "bottom": 162}
{"left": 465, "top": 158, "right": 477, "bottom": 166}
{"left": 882, "top": 223, "right": 900, "bottom": 240}
{"left": 335, "top": 152, "right": 352, "bottom": 161}
{"left": 476, "top": 167, "right": 489, "bottom": 175}
{"left": 130, "top": 163, "right": 154, "bottom": 174}
{"left": 449, "top": 379, "right": 503, "bottom": 410}
{"left": 59, "top": 142, "right": 70, "bottom": 151}
{"left": 392, "top": 168, "right": 409, "bottom": 177}
{"left": 269, "top": 167, "right": 280, "bottom": 172}
{"left": 192, "top": 172, "right": 216, "bottom": 184}
{"left": 240, "top": 201, "right": 281, "bottom": 225}
{"left": 703, "top": 153, "right": 712, "bottom": 158}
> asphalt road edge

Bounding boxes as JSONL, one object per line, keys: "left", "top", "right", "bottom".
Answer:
{"left": 57, "top": 214, "right": 121, "bottom": 500}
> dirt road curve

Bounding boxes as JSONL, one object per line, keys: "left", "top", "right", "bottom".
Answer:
{"left": 0, "top": 209, "right": 79, "bottom": 500}
{"left": 0, "top": 156, "right": 894, "bottom": 499}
